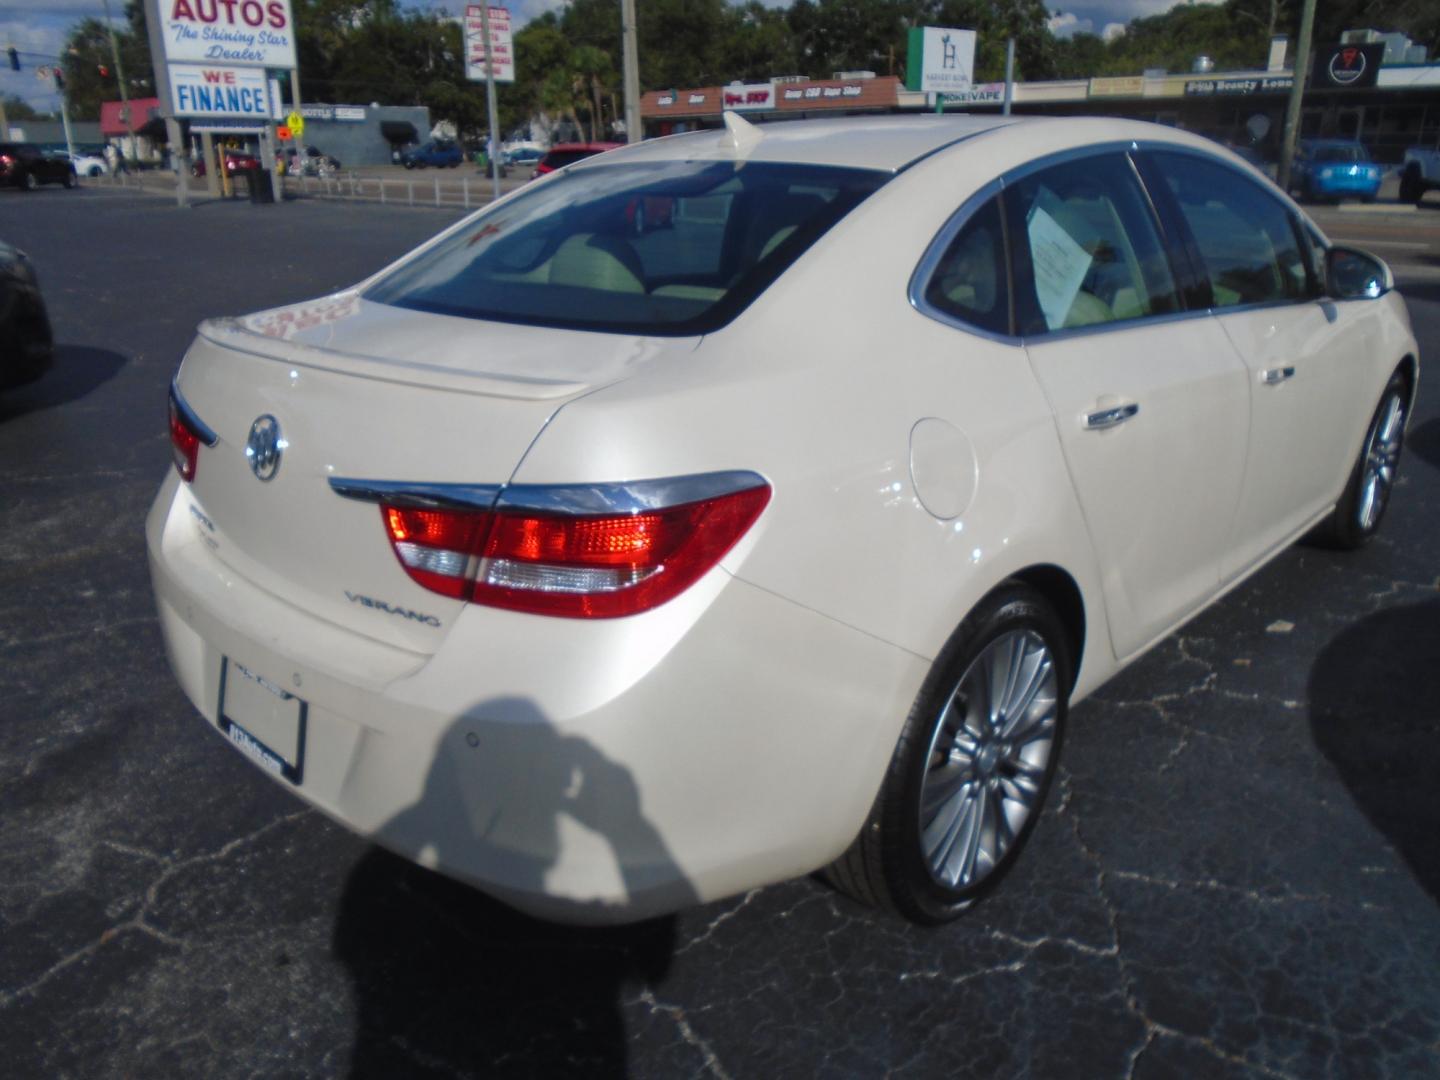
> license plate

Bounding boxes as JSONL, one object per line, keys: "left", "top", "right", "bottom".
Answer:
{"left": 218, "top": 657, "right": 307, "bottom": 785}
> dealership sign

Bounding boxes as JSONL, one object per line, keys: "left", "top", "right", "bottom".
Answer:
{"left": 465, "top": 6, "right": 514, "bottom": 83}
{"left": 905, "top": 26, "right": 978, "bottom": 95}
{"left": 170, "top": 64, "right": 273, "bottom": 120}
{"left": 156, "top": 0, "right": 296, "bottom": 68}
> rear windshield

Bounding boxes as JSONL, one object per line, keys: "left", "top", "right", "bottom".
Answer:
{"left": 1313, "top": 145, "right": 1368, "bottom": 163}
{"left": 365, "top": 160, "right": 888, "bottom": 335}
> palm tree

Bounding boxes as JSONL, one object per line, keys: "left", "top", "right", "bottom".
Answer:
{"left": 570, "top": 45, "right": 614, "bottom": 142}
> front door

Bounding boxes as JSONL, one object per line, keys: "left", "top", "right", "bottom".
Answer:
{"left": 1009, "top": 152, "right": 1252, "bottom": 659}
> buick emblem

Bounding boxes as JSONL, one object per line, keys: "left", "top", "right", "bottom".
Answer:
{"left": 245, "top": 415, "right": 285, "bottom": 481}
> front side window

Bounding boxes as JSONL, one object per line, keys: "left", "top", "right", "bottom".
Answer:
{"left": 1004, "top": 153, "right": 1181, "bottom": 335}
{"left": 1149, "top": 151, "right": 1309, "bottom": 308}
{"left": 365, "top": 160, "right": 887, "bottom": 335}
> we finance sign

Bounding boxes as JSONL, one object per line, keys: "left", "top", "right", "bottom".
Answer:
{"left": 157, "top": 0, "right": 296, "bottom": 68}
{"left": 170, "top": 64, "right": 272, "bottom": 121}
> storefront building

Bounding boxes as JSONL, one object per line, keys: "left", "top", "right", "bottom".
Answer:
{"left": 640, "top": 51, "right": 1440, "bottom": 165}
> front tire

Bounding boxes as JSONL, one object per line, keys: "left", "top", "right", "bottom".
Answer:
{"left": 63, "top": 170, "right": 76, "bottom": 189}
{"left": 23, "top": 171, "right": 38, "bottom": 191}
{"left": 826, "top": 584, "right": 1070, "bottom": 923}
{"left": 1312, "top": 372, "right": 1409, "bottom": 549}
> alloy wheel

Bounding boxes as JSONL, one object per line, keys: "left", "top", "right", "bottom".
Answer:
{"left": 1358, "top": 391, "right": 1405, "bottom": 532}
{"left": 918, "top": 628, "right": 1059, "bottom": 890}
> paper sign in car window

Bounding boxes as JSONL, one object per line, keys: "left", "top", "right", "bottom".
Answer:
{"left": 1026, "top": 193, "right": 1093, "bottom": 331}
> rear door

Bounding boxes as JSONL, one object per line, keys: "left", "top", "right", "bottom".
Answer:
{"left": 1141, "top": 150, "right": 1370, "bottom": 579}
{"left": 1014, "top": 151, "right": 1251, "bottom": 659}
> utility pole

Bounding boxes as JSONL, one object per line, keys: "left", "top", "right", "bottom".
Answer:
{"left": 101, "top": 0, "right": 136, "bottom": 166}
{"left": 621, "top": 0, "right": 641, "bottom": 143}
{"left": 1276, "top": 0, "right": 1317, "bottom": 192}
{"left": 0, "top": 97, "right": 9, "bottom": 142}
{"left": 1002, "top": 38, "right": 1015, "bottom": 116}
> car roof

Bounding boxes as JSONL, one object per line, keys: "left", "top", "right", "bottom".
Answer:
{"left": 585, "top": 115, "right": 1228, "bottom": 174}
{"left": 1302, "top": 138, "right": 1363, "bottom": 147}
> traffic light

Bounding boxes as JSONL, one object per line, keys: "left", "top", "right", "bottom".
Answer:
{"left": 98, "top": 64, "right": 109, "bottom": 78}
{"left": 7, "top": 46, "right": 18, "bottom": 72}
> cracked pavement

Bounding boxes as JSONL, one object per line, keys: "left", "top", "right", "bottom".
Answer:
{"left": 3, "top": 187, "right": 1439, "bottom": 1078}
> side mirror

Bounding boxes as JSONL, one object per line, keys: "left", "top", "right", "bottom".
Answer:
{"left": 1326, "top": 246, "right": 1392, "bottom": 300}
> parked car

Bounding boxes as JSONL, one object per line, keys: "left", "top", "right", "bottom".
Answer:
{"left": 0, "top": 240, "right": 54, "bottom": 390}
{"left": 531, "top": 141, "right": 622, "bottom": 179}
{"left": 400, "top": 140, "right": 464, "bottom": 169}
{"left": 283, "top": 145, "right": 341, "bottom": 176}
{"left": 503, "top": 145, "right": 544, "bottom": 168}
{"left": 192, "top": 150, "right": 262, "bottom": 178}
{"left": 0, "top": 143, "right": 76, "bottom": 190}
{"left": 46, "top": 149, "right": 108, "bottom": 177}
{"left": 1290, "top": 139, "right": 1382, "bottom": 202}
{"left": 1399, "top": 144, "right": 1440, "bottom": 204}
{"left": 152, "top": 115, "right": 1417, "bottom": 926}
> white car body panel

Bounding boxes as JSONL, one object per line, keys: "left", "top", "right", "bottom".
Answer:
{"left": 148, "top": 115, "right": 1420, "bottom": 922}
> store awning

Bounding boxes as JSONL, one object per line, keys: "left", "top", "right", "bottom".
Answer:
{"left": 380, "top": 121, "right": 418, "bottom": 143}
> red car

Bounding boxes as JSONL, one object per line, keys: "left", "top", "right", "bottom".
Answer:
{"left": 192, "top": 150, "right": 261, "bottom": 178}
{"left": 531, "top": 141, "right": 623, "bottom": 179}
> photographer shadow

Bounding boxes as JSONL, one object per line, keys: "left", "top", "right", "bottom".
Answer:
{"left": 333, "top": 697, "right": 697, "bottom": 1078}
{"left": 1308, "top": 600, "right": 1440, "bottom": 904}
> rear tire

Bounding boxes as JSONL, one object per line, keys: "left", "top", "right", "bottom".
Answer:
{"left": 63, "top": 170, "right": 76, "bottom": 189}
{"left": 825, "top": 584, "right": 1070, "bottom": 924}
{"left": 1310, "top": 371, "right": 1409, "bottom": 550}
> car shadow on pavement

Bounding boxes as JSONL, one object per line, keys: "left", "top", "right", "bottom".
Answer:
{"left": 0, "top": 345, "right": 127, "bottom": 422}
{"left": 1308, "top": 600, "right": 1440, "bottom": 905}
{"left": 1406, "top": 417, "right": 1440, "bottom": 471}
{"left": 333, "top": 698, "right": 695, "bottom": 1078}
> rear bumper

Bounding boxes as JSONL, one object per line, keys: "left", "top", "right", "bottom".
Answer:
{"left": 147, "top": 471, "right": 927, "bottom": 923}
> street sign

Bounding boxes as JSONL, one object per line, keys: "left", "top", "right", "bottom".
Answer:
{"left": 465, "top": 6, "right": 514, "bottom": 83}
{"left": 286, "top": 111, "right": 304, "bottom": 137}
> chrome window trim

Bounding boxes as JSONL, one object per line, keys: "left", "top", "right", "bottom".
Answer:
{"left": 170, "top": 379, "right": 219, "bottom": 448}
{"left": 910, "top": 138, "right": 1340, "bottom": 347}
{"left": 329, "top": 470, "right": 768, "bottom": 516}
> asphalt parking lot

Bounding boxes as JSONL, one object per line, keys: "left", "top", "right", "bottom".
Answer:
{"left": 2, "top": 184, "right": 1439, "bottom": 1078}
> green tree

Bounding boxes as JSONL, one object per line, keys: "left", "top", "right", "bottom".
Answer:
{"left": 59, "top": 1, "right": 155, "bottom": 122}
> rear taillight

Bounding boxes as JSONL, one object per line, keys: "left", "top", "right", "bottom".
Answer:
{"left": 168, "top": 383, "right": 215, "bottom": 483}
{"left": 379, "top": 481, "right": 770, "bottom": 618}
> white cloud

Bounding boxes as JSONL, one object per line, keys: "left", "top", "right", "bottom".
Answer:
{"left": 1102, "top": 22, "right": 1127, "bottom": 41}
{"left": 1048, "top": 12, "right": 1093, "bottom": 38}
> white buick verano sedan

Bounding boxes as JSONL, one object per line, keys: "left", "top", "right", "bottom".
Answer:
{"left": 149, "top": 115, "right": 1418, "bottom": 925}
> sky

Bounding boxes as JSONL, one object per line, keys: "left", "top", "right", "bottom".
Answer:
{"left": 0, "top": 0, "right": 1218, "bottom": 118}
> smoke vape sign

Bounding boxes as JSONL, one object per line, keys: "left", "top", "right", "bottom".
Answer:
{"left": 1311, "top": 43, "right": 1384, "bottom": 90}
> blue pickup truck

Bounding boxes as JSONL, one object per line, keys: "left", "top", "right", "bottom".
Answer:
{"left": 400, "top": 140, "right": 464, "bottom": 169}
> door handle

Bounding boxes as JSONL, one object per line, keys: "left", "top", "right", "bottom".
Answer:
{"left": 1261, "top": 366, "right": 1296, "bottom": 385}
{"left": 1084, "top": 402, "right": 1139, "bottom": 430}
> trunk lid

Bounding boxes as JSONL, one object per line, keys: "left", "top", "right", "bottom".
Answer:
{"left": 175, "top": 294, "right": 698, "bottom": 653}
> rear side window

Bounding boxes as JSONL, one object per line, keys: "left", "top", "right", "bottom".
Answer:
{"left": 366, "top": 160, "right": 887, "bottom": 335}
{"left": 1149, "top": 151, "right": 1309, "bottom": 308}
{"left": 1005, "top": 153, "right": 1180, "bottom": 335}
{"left": 922, "top": 196, "right": 1010, "bottom": 336}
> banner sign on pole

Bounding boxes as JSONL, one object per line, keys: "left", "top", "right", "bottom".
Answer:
{"left": 905, "top": 26, "right": 978, "bottom": 96}
{"left": 465, "top": 6, "right": 514, "bottom": 83}
{"left": 157, "top": 0, "right": 297, "bottom": 69}
{"left": 169, "top": 63, "right": 274, "bottom": 121}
